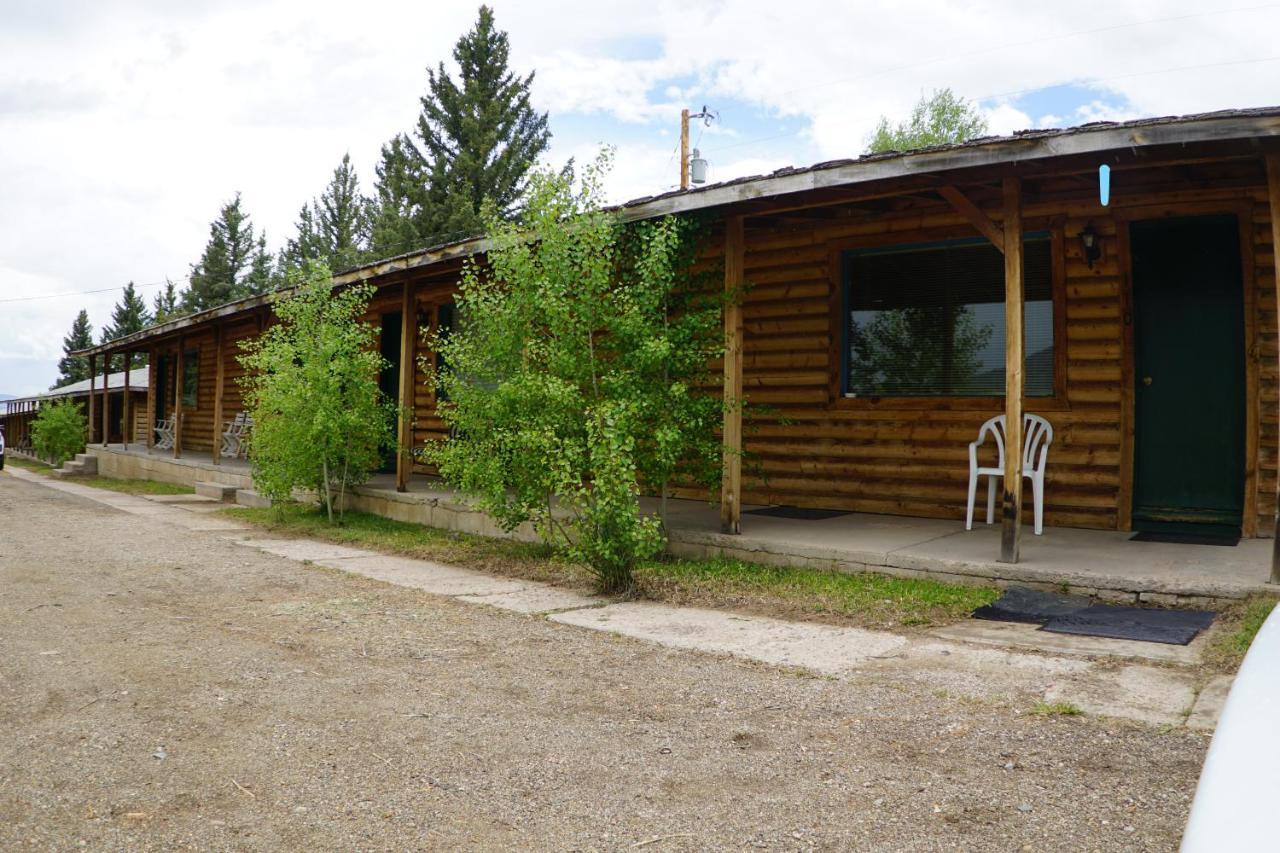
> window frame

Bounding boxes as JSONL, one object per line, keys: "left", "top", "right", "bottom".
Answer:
{"left": 181, "top": 347, "right": 199, "bottom": 410}
{"left": 826, "top": 221, "right": 1068, "bottom": 411}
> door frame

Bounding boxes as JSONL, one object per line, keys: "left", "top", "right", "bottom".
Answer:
{"left": 1115, "top": 200, "right": 1257, "bottom": 536}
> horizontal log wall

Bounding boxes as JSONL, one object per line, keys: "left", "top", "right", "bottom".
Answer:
{"left": 672, "top": 164, "right": 1277, "bottom": 534}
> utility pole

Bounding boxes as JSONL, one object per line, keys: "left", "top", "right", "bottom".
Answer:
{"left": 679, "top": 106, "right": 716, "bottom": 190}
{"left": 680, "top": 108, "right": 690, "bottom": 190}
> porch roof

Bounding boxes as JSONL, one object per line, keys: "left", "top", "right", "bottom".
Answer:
{"left": 75, "top": 106, "right": 1280, "bottom": 360}
{"left": 4, "top": 365, "right": 149, "bottom": 409}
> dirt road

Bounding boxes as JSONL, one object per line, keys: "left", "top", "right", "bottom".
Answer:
{"left": 0, "top": 472, "right": 1205, "bottom": 850}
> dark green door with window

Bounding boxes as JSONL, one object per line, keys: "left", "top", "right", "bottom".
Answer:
{"left": 1130, "top": 214, "right": 1245, "bottom": 536}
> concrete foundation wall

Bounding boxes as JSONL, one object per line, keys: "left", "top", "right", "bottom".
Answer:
{"left": 88, "top": 447, "right": 254, "bottom": 491}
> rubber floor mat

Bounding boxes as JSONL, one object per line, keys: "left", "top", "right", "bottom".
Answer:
{"left": 745, "top": 506, "right": 850, "bottom": 520}
{"left": 1041, "top": 605, "right": 1215, "bottom": 645}
{"left": 971, "top": 585, "right": 1091, "bottom": 624}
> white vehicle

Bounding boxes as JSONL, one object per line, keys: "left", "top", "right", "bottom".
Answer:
{"left": 1182, "top": 602, "right": 1280, "bottom": 851}
{"left": 0, "top": 426, "right": 5, "bottom": 470}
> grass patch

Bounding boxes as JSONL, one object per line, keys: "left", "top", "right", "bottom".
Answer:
{"left": 4, "top": 455, "right": 55, "bottom": 474}
{"left": 1205, "top": 595, "right": 1279, "bottom": 672}
{"left": 1030, "top": 701, "right": 1083, "bottom": 717}
{"left": 77, "top": 477, "right": 195, "bottom": 496}
{"left": 224, "top": 502, "right": 998, "bottom": 630}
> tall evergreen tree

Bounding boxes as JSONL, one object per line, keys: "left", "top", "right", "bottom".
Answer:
{"left": 100, "top": 282, "right": 152, "bottom": 370}
{"left": 55, "top": 309, "right": 94, "bottom": 388}
{"left": 280, "top": 154, "right": 373, "bottom": 275}
{"left": 369, "top": 134, "right": 427, "bottom": 256}
{"left": 183, "top": 194, "right": 274, "bottom": 312}
{"left": 152, "top": 278, "right": 181, "bottom": 324}
{"left": 369, "top": 6, "right": 550, "bottom": 256}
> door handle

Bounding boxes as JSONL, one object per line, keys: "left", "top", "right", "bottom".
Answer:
{"left": 1142, "top": 376, "right": 1153, "bottom": 386}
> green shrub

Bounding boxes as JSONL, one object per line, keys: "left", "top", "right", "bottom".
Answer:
{"left": 30, "top": 399, "right": 87, "bottom": 466}
{"left": 237, "top": 263, "right": 396, "bottom": 523}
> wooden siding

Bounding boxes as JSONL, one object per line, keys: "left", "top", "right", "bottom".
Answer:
{"left": 129, "top": 154, "right": 1279, "bottom": 536}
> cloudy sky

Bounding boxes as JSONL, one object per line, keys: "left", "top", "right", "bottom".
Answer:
{"left": 3, "top": 0, "right": 1279, "bottom": 395}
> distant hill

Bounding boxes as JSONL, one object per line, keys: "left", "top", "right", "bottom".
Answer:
{"left": 0, "top": 393, "right": 15, "bottom": 401}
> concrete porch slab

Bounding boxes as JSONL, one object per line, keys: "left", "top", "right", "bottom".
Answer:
{"left": 1186, "top": 675, "right": 1235, "bottom": 732}
{"left": 457, "top": 586, "right": 601, "bottom": 614}
{"left": 1044, "top": 665, "right": 1199, "bottom": 727}
{"left": 930, "top": 619, "right": 1206, "bottom": 665}
{"left": 319, "top": 554, "right": 528, "bottom": 598}
{"left": 550, "top": 602, "right": 907, "bottom": 675}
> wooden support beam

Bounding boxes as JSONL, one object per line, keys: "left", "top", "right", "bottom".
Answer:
{"left": 720, "top": 215, "right": 746, "bottom": 534}
{"left": 123, "top": 355, "right": 131, "bottom": 450}
{"left": 1000, "top": 174, "right": 1024, "bottom": 564}
{"left": 146, "top": 355, "right": 156, "bottom": 449}
{"left": 173, "top": 343, "right": 184, "bottom": 459}
{"left": 88, "top": 354, "right": 96, "bottom": 445}
{"left": 938, "top": 185, "right": 1006, "bottom": 253}
{"left": 101, "top": 353, "right": 109, "bottom": 448}
{"left": 212, "top": 325, "right": 225, "bottom": 466}
{"left": 395, "top": 282, "right": 416, "bottom": 492}
{"left": 1266, "top": 153, "right": 1280, "bottom": 583}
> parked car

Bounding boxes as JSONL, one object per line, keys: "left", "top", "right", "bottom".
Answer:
{"left": 1181, "top": 601, "right": 1280, "bottom": 850}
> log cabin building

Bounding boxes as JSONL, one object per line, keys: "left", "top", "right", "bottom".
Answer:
{"left": 2, "top": 367, "right": 148, "bottom": 455}
{"left": 75, "top": 108, "right": 1280, "bottom": 572}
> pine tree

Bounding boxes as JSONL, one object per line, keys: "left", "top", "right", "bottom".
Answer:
{"left": 55, "top": 309, "right": 94, "bottom": 388}
{"left": 369, "top": 134, "right": 426, "bottom": 257}
{"left": 152, "top": 278, "right": 181, "bottom": 324}
{"left": 281, "top": 154, "right": 373, "bottom": 275}
{"left": 100, "top": 282, "right": 152, "bottom": 370}
{"left": 184, "top": 194, "right": 274, "bottom": 312}
{"left": 369, "top": 6, "right": 550, "bottom": 255}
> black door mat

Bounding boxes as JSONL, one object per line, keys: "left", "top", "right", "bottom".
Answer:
{"left": 745, "top": 506, "right": 850, "bottom": 520}
{"left": 1041, "top": 605, "right": 1215, "bottom": 645}
{"left": 1130, "top": 531, "right": 1239, "bottom": 546}
{"left": 971, "top": 585, "right": 1092, "bottom": 624}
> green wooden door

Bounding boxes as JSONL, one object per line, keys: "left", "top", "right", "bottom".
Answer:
{"left": 1130, "top": 215, "right": 1245, "bottom": 535}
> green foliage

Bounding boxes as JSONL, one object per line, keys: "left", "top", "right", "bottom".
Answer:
{"left": 280, "top": 153, "right": 374, "bottom": 276}
{"left": 30, "top": 399, "right": 86, "bottom": 466}
{"left": 867, "top": 88, "right": 988, "bottom": 154}
{"left": 237, "top": 264, "right": 395, "bottom": 523}
{"left": 369, "top": 5, "right": 551, "bottom": 256}
{"left": 100, "top": 282, "right": 152, "bottom": 370}
{"left": 151, "top": 278, "right": 182, "bottom": 324}
{"left": 423, "top": 150, "right": 723, "bottom": 593}
{"left": 55, "top": 309, "right": 94, "bottom": 388}
{"left": 184, "top": 193, "right": 274, "bottom": 312}
{"left": 848, "top": 305, "right": 992, "bottom": 395}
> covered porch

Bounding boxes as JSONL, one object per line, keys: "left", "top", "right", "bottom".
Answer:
{"left": 86, "top": 441, "right": 1275, "bottom": 602}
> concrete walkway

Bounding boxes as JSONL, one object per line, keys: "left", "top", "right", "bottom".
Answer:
{"left": 6, "top": 465, "right": 1235, "bottom": 732}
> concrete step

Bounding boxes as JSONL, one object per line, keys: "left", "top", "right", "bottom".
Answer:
{"left": 235, "top": 489, "right": 272, "bottom": 509}
{"left": 195, "top": 481, "right": 239, "bottom": 502}
{"left": 73, "top": 454, "right": 98, "bottom": 474}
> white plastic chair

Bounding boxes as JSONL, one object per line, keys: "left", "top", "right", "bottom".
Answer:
{"left": 966, "top": 413, "right": 1053, "bottom": 535}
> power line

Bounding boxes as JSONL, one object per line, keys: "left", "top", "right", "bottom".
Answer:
{"left": 0, "top": 277, "right": 187, "bottom": 305}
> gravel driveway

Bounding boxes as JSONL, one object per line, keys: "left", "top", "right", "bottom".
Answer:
{"left": 0, "top": 472, "right": 1205, "bottom": 850}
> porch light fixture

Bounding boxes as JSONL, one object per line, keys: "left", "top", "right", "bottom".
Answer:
{"left": 1079, "top": 223, "right": 1101, "bottom": 269}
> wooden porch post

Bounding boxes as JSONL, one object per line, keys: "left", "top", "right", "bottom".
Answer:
{"left": 1265, "top": 153, "right": 1280, "bottom": 583}
{"left": 101, "top": 353, "right": 110, "bottom": 448}
{"left": 720, "top": 215, "right": 746, "bottom": 534}
{"left": 173, "top": 342, "right": 184, "bottom": 459}
{"left": 146, "top": 355, "right": 156, "bottom": 449}
{"left": 123, "top": 354, "right": 131, "bottom": 450}
{"left": 1000, "top": 174, "right": 1025, "bottom": 563}
{"left": 396, "top": 282, "right": 417, "bottom": 492}
{"left": 212, "top": 325, "right": 225, "bottom": 465}
{"left": 88, "top": 354, "right": 96, "bottom": 445}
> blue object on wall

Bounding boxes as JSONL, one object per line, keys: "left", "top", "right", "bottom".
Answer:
{"left": 1099, "top": 164, "right": 1111, "bottom": 206}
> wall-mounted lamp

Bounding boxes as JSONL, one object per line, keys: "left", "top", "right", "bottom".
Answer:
{"left": 1079, "top": 223, "right": 1101, "bottom": 269}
